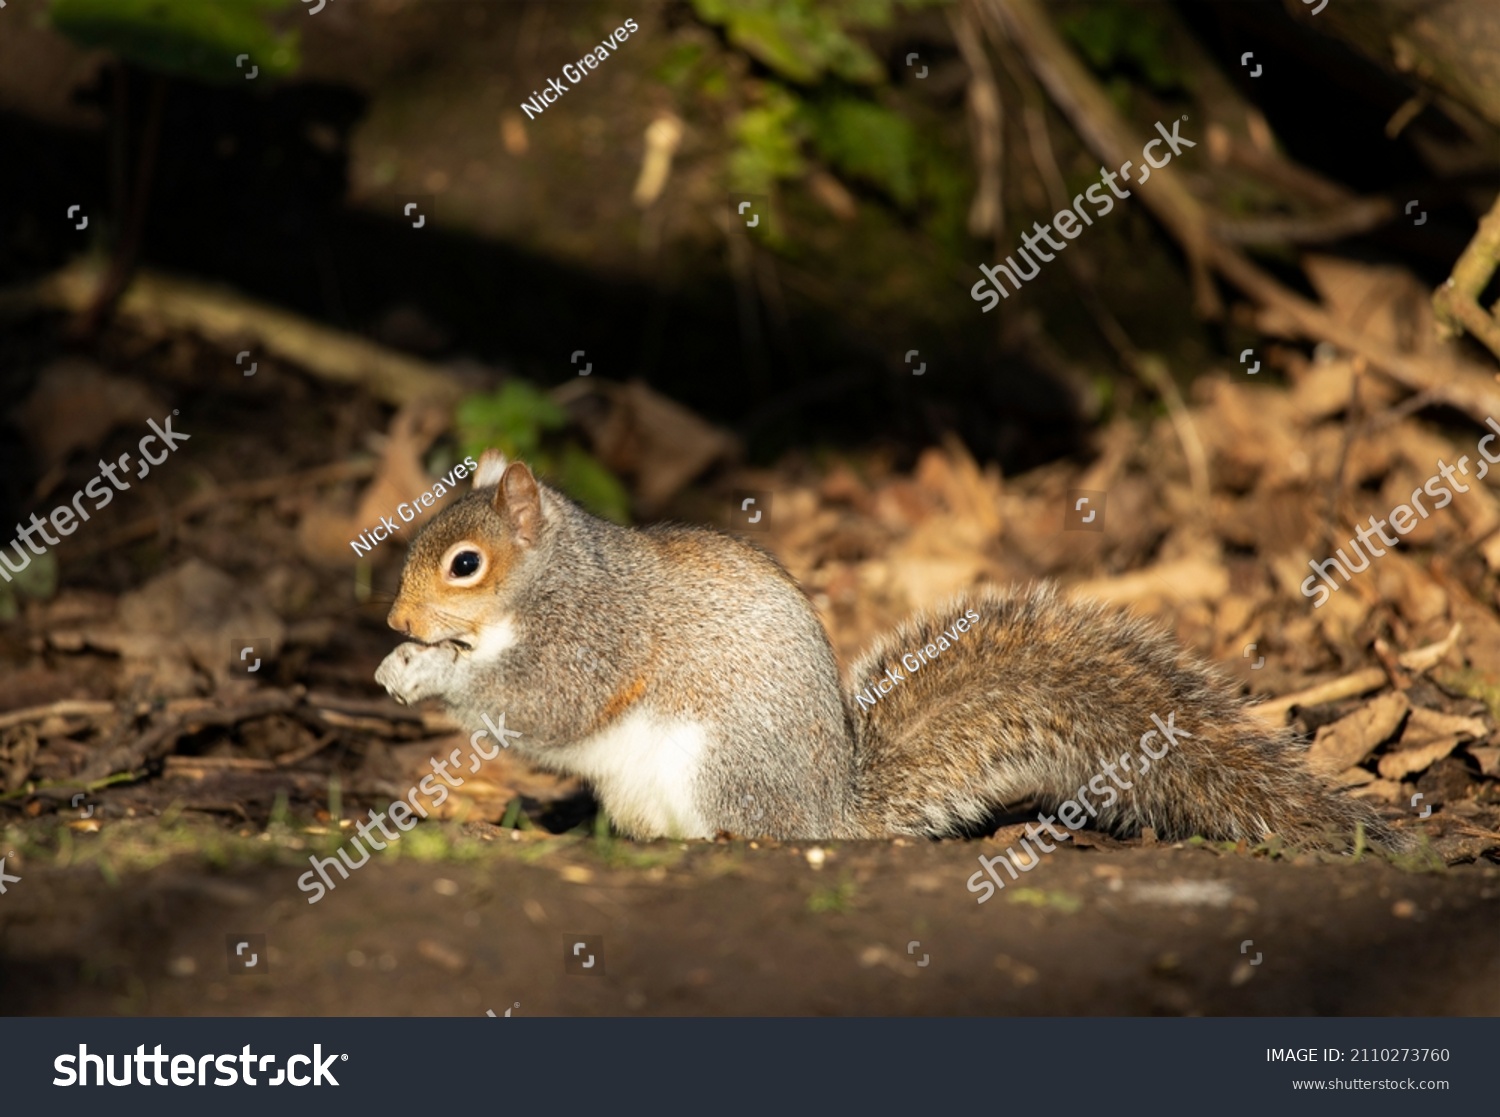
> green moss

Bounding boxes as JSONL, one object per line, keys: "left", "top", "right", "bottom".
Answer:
{"left": 1006, "top": 887, "right": 1083, "bottom": 914}
{"left": 1432, "top": 667, "right": 1500, "bottom": 724}
{"left": 807, "top": 876, "right": 857, "bottom": 912}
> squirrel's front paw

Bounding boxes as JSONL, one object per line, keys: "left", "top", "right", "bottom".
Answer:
{"left": 375, "top": 641, "right": 461, "bottom": 706}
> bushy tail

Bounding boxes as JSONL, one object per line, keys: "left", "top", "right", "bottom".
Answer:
{"left": 844, "top": 583, "right": 1413, "bottom": 852}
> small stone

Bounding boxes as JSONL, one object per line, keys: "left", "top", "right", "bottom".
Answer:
{"left": 167, "top": 956, "right": 197, "bottom": 978}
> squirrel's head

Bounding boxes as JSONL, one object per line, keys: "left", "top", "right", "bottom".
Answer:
{"left": 386, "top": 450, "right": 543, "bottom": 653}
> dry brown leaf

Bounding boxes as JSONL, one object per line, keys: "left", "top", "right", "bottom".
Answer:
{"left": 1301, "top": 255, "right": 1438, "bottom": 356}
{"left": 1336, "top": 765, "right": 1376, "bottom": 787}
{"left": 912, "top": 435, "right": 1002, "bottom": 544}
{"left": 1398, "top": 426, "right": 1500, "bottom": 543}
{"left": 1307, "top": 691, "right": 1410, "bottom": 774}
{"left": 1313, "top": 584, "right": 1372, "bottom": 656}
{"left": 1288, "top": 357, "right": 1397, "bottom": 421}
{"left": 1194, "top": 380, "right": 1311, "bottom": 490}
{"left": 1070, "top": 556, "right": 1229, "bottom": 608}
{"left": 881, "top": 538, "right": 991, "bottom": 611}
{"left": 1375, "top": 708, "right": 1484, "bottom": 780}
{"left": 1400, "top": 622, "right": 1463, "bottom": 671}
{"left": 1401, "top": 706, "right": 1487, "bottom": 747}
{"left": 1378, "top": 737, "right": 1462, "bottom": 780}
{"left": 10, "top": 358, "right": 169, "bottom": 485}
{"left": 61, "top": 560, "right": 286, "bottom": 694}
{"left": 0, "top": 724, "right": 39, "bottom": 793}
{"left": 1467, "top": 746, "right": 1500, "bottom": 777}
{"left": 1374, "top": 551, "right": 1448, "bottom": 628}
{"left": 1348, "top": 778, "right": 1405, "bottom": 804}
{"left": 298, "top": 400, "right": 453, "bottom": 564}
{"left": 1478, "top": 531, "right": 1500, "bottom": 573}
{"left": 556, "top": 379, "right": 738, "bottom": 514}
{"left": 1220, "top": 485, "right": 1319, "bottom": 556}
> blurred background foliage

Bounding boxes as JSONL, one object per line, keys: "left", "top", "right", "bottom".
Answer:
{"left": 4, "top": 0, "right": 1498, "bottom": 507}
{"left": 455, "top": 381, "right": 632, "bottom": 523}
{"left": 48, "top": 0, "right": 300, "bottom": 84}
{"left": 692, "top": 0, "right": 964, "bottom": 238}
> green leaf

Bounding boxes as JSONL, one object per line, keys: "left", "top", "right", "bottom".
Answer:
{"left": 0, "top": 550, "right": 58, "bottom": 622}
{"left": 455, "top": 380, "right": 630, "bottom": 523}
{"left": 728, "top": 86, "right": 807, "bottom": 198}
{"left": 49, "top": 0, "right": 300, "bottom": 85}
{"left": 808, "top": 97, "right": 917, "bottom": 207}
{"left": 653, "top": 41, "right": 707, "bottom": 88}
{"left": 555, "top": 442, "right": 632, "bottom": 525}
{"left": 691, "top": 0, "right": 886, "bottom": 84}
{"left": 1057, "top": 2, "right": 1185, "bottom": 94}
{"left": 455, "top": 380, "right": 568, "bottom": 464}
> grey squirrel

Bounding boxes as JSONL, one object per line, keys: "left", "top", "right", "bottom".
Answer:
{"left": 374, "top": 450, "right": 1410, "bottom": 852}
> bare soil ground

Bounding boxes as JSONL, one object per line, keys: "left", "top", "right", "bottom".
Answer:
{"left": 4, "top": 820, "right": 1498, "bottom": 1017}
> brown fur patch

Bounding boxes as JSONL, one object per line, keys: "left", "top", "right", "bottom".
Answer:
{"left": 599, "top": 676, "right": 649, "bottom": 724}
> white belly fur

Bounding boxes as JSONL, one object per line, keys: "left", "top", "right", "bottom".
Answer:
{"left": 554, "top": 708, "right": 711, "bottom": 839}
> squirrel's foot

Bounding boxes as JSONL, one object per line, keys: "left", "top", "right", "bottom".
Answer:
{"left": 375, "top": 640, "right": 462, "bottom": 706}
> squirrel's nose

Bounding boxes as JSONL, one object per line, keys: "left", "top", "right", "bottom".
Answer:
{"left": 387, "top": 605, "right": 412, "bottom": 635}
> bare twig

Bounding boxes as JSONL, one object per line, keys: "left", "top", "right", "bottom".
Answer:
{"left": 73, "top": 457, "right": 377, "bottom": 556}
{"left": 0, "top": 700, "right": 116, "bottom": 732}
{"left": 1210, "top": 199, "right": 1396, "bottom": 246}
{"left": 1208, "top": 241, "right": 1500, "bottom": 418}
{"left": 977, "top": 0, "right": 1221, "bottom": 317}
{"left": 1384, "top": 94, "right": 1430, "bottom": 140}
{"left": 77, "top": 687, "right": 306, "bottom": 784}
{"left": 76, "top": 74, "right": 167, "bottom": 338}
{"left": 165, "top": 756, "right": 278, "bottom": 773}
{"left": 1250, "top": 624, "right": 1462, "bottom": 723}
{"left": 275, "top": 732, "right": 337, "bottom": 768}
{"left": 949, "top": 2, "right": 1004, "bottom": 238}
{"left": 1206, "top": 124, "right": 1354, "bottom": 209}
{"left": 1252, "top": 668, "right": 1397, "bottom": 723}
{"left": 995, "top": 34, "right": 1211, "bottom": 509}
{"left": 1433, "top": 192, "right": 1500, "bottom": 361}
{"left": 16, "top": 260, "right": 464, "bottom": 408}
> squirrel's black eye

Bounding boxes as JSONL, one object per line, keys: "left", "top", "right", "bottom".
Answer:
{"left": 450, "top": 551, "right": 481, "bottom": 578}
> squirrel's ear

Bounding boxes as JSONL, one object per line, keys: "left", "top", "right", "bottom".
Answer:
{"left": 499, "top": 462, "right": 542, "bottom": 546}
{"left": 473, "top": 449, "right": 508, "bottom": 489}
